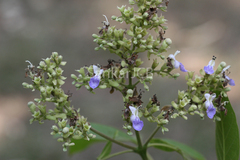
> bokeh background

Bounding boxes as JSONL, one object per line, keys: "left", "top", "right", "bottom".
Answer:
{"left": 0, "top": 0, "right": 239, "bottom": 159}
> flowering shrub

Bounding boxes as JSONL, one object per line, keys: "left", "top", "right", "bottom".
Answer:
{"left": 23, "top": 0, "right": 239, "bottom": 159}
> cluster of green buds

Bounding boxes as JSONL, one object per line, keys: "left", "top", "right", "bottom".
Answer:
{"left": 23, "top": 52, "right": 93, "bottom": 151}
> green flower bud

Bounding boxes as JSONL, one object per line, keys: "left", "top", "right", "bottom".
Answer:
{"left": 195, "top": 75, "right": 202, "bottom": 84}
{"left": 143, "top": 12, "right": 149, "bottom": 18}
{"left": 57, "top": 138, "right": 64, "bottom": 142}
{"left": 165, "top": 38, "right": 172, "bottom": 45}
{"left": 33, "top": 77, "right": 41, "bottom": 85}
{"left": 127, "top": 131, "right": 133, "bottom": 135}
{"left": 38, "top": 105, "right": 46, "bottom": 114}
{"left": 98, "top": 84, "right": 107, "bottom": 89}
{"left": 62, "top": 127, "right": 69, "bottom": 134}
{"left": 173, "top": 73, "right": 180, "bottom": 79}
{"left": 56, "top": 67, "right": 63, "bottom": 76}
{"left": 127, "top": 125, "right": 132, "bottom": 130}
{"left": 92, "top": 34, "right": 99, "bottom": 38}
{"left": 223, "top": 87, "right": 231, "bottom": 92}
{"left": 114, "top": 29, "right": 119, "bottom": 38}
{"left": 44, "top": 58, "right": 51, "bottom": 66}
{"left": 220, "top": 61, "right": 226, "bottom": 68}
{"left": 143, "top": 82, "right": 149, "bottom": 91}
{"left": 192, "top": 95, "right": 201, "bottom": 103}
{"left": 181, "top": 115, "right": 188, "bottom": 120}
{"left": 188, "top": 71, "right": 194, "bottom": 79}
{"left": 178, "top": 90, "right": 185, "bottom": 100}
{"left": 127, "top": 89, "right": 133, "bottom": 96}
{"left": 179, "top": 97, "right": 190, "bottom": 108}
{"left": 71, "top": 74, "right": 77, "bottom": 80}
{"left": 28, "top": 101, "right": 36, "bottom": 113}
{"left": 171, "top": 101, "right": 178, "bottom": 109}
{"left": 60, "top": 61, "right": 67, "bottom": 66}
{"left": 188, "top": 105, "right": 197, "bottom": 112}
{"left": 83, "top": 123, "right": 91, "bottom": 132}
{"left": 129, "top": 0, "right": 135, "bottom": 5}
{"left": 52, "top": 52, "right": 58, "bottom": 57}
{"left": 22, "top": 82, "right": 29, "bottom": 88}
{"left": 52, "top": 125, "right": 59, "bottom": 132}
{"left": 46, "top": 115, "right": 56, "bottom": 121}
{"left": 39, "top": 61, "right": 46, "bottom": 68}
{"left": 57, "top": 79, "right": 65, "bottom": 86}
{"left": 171, "top": 113, "right": 179, "bottom": 119}
{"left": 58, "top": 120, "right": 67, "bottom": 129}
{"left": 158, "top": 119, "right": 169, "bottom": 125}
{"left": 111, "top": 15, "right": 117, "bottom": 20}
{"left": 33, "top": 111, "right": 41, "bottom": 119}
{"left": 108, "top": 80, "right": 119, "bottom": 87}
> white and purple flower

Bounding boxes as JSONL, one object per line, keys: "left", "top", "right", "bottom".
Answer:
{"left": 204, "top": 93, "right": 216, "bottom": 119}
{"left": 89, "top": 65, "right": 103, "bottom": 89}
{"left": 204, "top": 56, "right": 216, "bottom": 75}
{"left": 129, "top": 106, "right": 144, "bottom": 131}
{"left": 221, "top": 65, "right": 235, "bottom": 86}
{"left": 168, "top": 50, "right": 188, "bottom": 72}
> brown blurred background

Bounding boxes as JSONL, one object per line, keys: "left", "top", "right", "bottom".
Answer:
{"left": 0, "top": 0, "right": 239, "bottom": 159}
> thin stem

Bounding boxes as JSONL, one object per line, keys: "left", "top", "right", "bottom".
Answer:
{"left": 143, "top": 126, "right": 160, "bottom": 147}
{"left": 129, "top": 71, "right": 133, "bottom": 86}
{"left": 135, "top": 130, "right": 143, "bottom": 149}
{"left": 101, "top": 150, "right": 133, "bottom": 160}
{"left": 90, "top": 127, "right": 135, "bottom": 150}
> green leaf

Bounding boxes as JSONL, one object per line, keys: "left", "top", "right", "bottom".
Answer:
{"left": 97, "top": 141, "right": 112, "bottom": 160}
{"left": 215, "top": 95, "right": 239, "bottom": 160}
{"left": 150, "top": 138, "right": 206, "bottom": 160}
{"left": 69, "top": 123, "right": 136, "bottom": 155}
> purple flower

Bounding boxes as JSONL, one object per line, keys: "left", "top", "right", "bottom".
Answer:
{"left": 204, "top": 93, "right": 216, "bottom": 119}
{"left": 168, "top": 50, "right": 188, "bottom": 72}
{"left": 221, "top": 65, "right": 235, "bottom": 86}
{"left": 89, "top": 65, "right": 103, "bottom": 89}
{"left": 204, "top": 58, "right": 216, "bottom": 75}
{"left": 129, "top": 106, "right": 144, "bottom": 131}
{"left": 206, "top": 104, "right": 216, "bottom": 119}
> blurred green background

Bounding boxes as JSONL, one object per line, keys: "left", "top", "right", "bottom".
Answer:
{"left": 0, "top": 0, "right": 239, "bottom": 159}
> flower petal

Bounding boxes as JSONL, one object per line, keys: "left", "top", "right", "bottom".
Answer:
{"left": 204, "top": 65, "right": 214, "bottom": 74}
{"left": 173, "top": 59, "right": 180, "bottom": 69}
{"left": 93, "top": 65, "right": 99, "bottom": 75}
{"left": 132, "top": 118, "right": 144, "bottom": 131}
{"left": 89, "top": 76, "right": 100, "bottom": 89}
{"left": 229, "top": 78, "right": 235, "bottom": 86}
{"left": 206, "top": 105, "right": 216, "bottom": 119}
{"left": 179, "top": 63, "right": 188, "bottom": 72}
{"left": 129, "top": 106, "right": 137, "bottom": 116}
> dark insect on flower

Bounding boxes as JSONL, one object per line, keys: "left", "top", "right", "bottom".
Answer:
{"left": 69, "top": 109, "right": 79, "bottom": 127}
{"left": 166, "top": 57, "right": 173, "bottom": 69}
{"left": 129, "top": 88, "right": 144, "bottom": 106}
{"left": 127, "top": 53, "right": 138, "bottom": 65}
{"left": 165, "top": 0, "right": 169, "bottom": 7}
{"left": 99, "top": 15, "right": 110, "bottom": 35}
{"left": 146, "top": 7, "right": 157, "bottom": 21}
{"left": 123, "top": 103, "right": 130, "bottom": 120}
{"left": 215, "top": 95, "right": 227, "bottom": 115}
{"left": 110, "top": 87, "right": 114, "bottom": 94}
{"left": 151, "top": 94, "right": 160, "bottom": 106}
{"left": 159, "top": 29, "right": 166, "bottom": 42}
{"left": 66, "top": 90, "right": 73, "bottom": 101}
{"left": 102, "top": 59, "right": 115, "bottom": 70}
{"left": 161, "top": 105, "right": 174, "bottom": 120}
